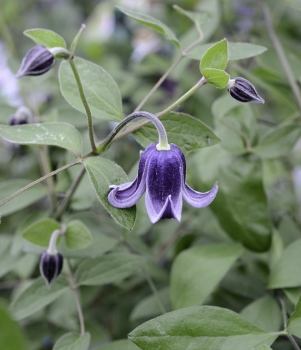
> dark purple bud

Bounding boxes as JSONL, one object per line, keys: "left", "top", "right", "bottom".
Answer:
{"left": 9, "top": 106, "right": 32, "bottom": 126}
{"left": 16, "top": 46, "right": 54, "bottom": 78}
{"left": 228, "top": 77, "right": 264, "bottom": 103}
{"left": 39, "top": 251, "right": 63, "bottom": 287}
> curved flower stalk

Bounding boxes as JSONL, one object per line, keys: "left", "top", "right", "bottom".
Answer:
{"left": 108, "top": 112, "right": 218, "bottom": 224}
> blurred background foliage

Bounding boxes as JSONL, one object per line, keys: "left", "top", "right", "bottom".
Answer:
{"left": 1, "top": 0, "right": 301, "bottom": 349}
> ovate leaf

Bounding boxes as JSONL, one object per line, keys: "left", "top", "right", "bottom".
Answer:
{"left": 59, "top": 58, "right": 123, "bottom": 122}
{"left": 24, "top": 28, "right": 66, "bottom": 48}
{"left": 171, "top": 243, "right": 243, "bottom": 309}
{"left": 133, "top": 112, "right": 220, "bottom": 155}
{"left": 288, "top": 295, "right": 301, "bottom": 338}
{"left": 75, "top": 253, "right": 145, "bottom": 286}
{"left": 22, "top": 218, "right": 60, "bottom": 247}
{"left": 200, "top": 38, "right": 228, "bottom": 71}
{"left": 0, "top": 122, "right": 82, "bottom": 156}
{"left": 269, "top": 238, "right": 301, "bottom": 288}
{"left": 117, "top": 6, "right": 180, "bottom": 48}
{"left": 10, "top": 277, "right": 69, "bottom": 320}
{"left": 0, "top": 305, "right": 27, "bottom": 350}
{"left": 84, "top": 157, "right": 136, "bottom": 230}
{"left": 202, "top": 68, "right": 229, "bottom": 88}
{"left": 128, "top": 306, "right": 278, "bottom": 350}
{"left": 53, "top": 332, "right": 90, "bottom": 350}
{"left": 65, "top": 220, "right": 92, "bottom": 250}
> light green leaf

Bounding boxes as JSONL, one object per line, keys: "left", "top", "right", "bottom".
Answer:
{"left": 202, "top": 68, "right": 229, "bottom": 88}
{"left": 133, "top": 112, "right": 220, "bottom": 155}
{"left": 258, "top": 346, "right": 273, "bottom": 350}
{"left": 128, "top": 306, "right": 278, "bottom": 350}
{"left": 59, "top": 58, "right": 123, "bottom": 122}
{"left": 65, "top": 220, "right": 92, "bottom": 250}
{"left": 240, "top": 296, "right": 282, "bottom": 332}
{"left": 173, "top": 5, "right": 208, "bottom": 26}
{"left": 24, "top": 28, "right": 66, "bottom": 48}
{"left": 0, "top": 305, "right": 27, "bottom": 350}
{"left": 96, "top": 340, "right": 139, "bottom": 350}
{"left": 188, "top": 42, "right": 267, "bottom": 61}
{"left": 254, "top": 124, "right": 301, "bottom": 159}
{"left": 22, "top": 218, "right": 60, "bottom": 247}
{"left": 269, "top": 238, "right": 301, "bottom": 288}
{"left": 10, "top": 277, "right": 69, "bottom": 320}
{"left": 288, "top": 295, "right": 301, "bottom": 338}
{"left": 0, "top": 122, "right": 82, "bottom": 156}
{"left": 200, "top": 38, "right": 228, "bottom": 71}
{"left": 117, "top": 6, "right": 180, "bottom": 48}
{"left": 84, "top": 157, "right": 136, "bottom": 230}
{"left": 53, "top": 332, "right": 90, "bottom": 350}
{"left": 75, "top": 253, "right": 145, "bottom": 286}
{"left": 170, "top": 243, "right": 243, "bottom": 309}
{"left": 0, "top": 179, "right": 48, "bottom": 216}
{"left": 0, "top": 236, "right": 21, "bottom": 278}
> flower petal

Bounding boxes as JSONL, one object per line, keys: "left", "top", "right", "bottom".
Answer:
{"left": 182, "top": 182, "right": 218, "bottom": 208}
{"left": 145, "top": 148, "right": 183, "bottom": 223}
{"left": 108, "top": 143, "right": 156, "bottom": 208}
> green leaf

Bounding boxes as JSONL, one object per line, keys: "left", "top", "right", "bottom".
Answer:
{"left": 24, "top": 28, "right": 66, "bottom": 48}
{"left": 10, "top": 277, "right": 69, "bottom": 320}
{"left": 258, "top": 346, "right": 273, "bottom": 350}
{"left": 59, "top": 57, "right": 123, "bottom": 122}
{"left": 202, "top": 68, "right": 229, "bottom": 88}
{"left": 0, "top": 236, "right": 21, "bottom": 278}
{"left": 288, "top": 295, "right": 301, "bottom": 338}
{"left": 133, "top": 112, "right": 220, "bottom": 155}
{"left": 117, "top": 6, "right": 180, "bottom": 48}
{"left": 84, "top": 157, "right": 136, "bottom": 230}
{"left": 75, "top": 253, "right": 145, "bottom": 286}
{"left": 200, "top": 38, "right": 228, "bottom": 71}
{"left": 269, "top": 238, "right": 301, "bottom": 288}
{"left": 0, "top": 122, "right": 82, "bottom": 156}
{"left": 0, "top": 305, "right": 27, "bottom": 350}
{"left": 22, "top": 218, "right": 60, "bottom": 247}
{"left": 240, "top": 296, "right": 282, "bottom": 332}
{"left": 170, "top": 243, "right": 243, "bottom": 309}
{"left": 128, "top": 306, "right": 278, "bottom": 350}
{"left": 0, "top": 179, "right": 48, "bottom": 216}
{"left": 188, "top": 42, "right": 267, "bottom": 61}
{"left": 65, "top": 220, "right": 92, "bottom": 250}
{"left": 173, "top": 5, "right": 208, "bottom": 26}
{"left": 254, "top": 124, "right": 301, "bottom": 159}
{"left": 96, "top": 340, "right": 140, "bottom": 350}
{"left": 53, "top": 332, "right": 90, "bottom": 350}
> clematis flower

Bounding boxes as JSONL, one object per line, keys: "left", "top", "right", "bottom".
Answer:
{"left": 108, "top": 142, "right": 218, "bottom": 224}
{"left": 227, "top": 77, "right": 264, "bottom": 103}
{"left": 39, "top": 251, "right": 63, "bottom": 287}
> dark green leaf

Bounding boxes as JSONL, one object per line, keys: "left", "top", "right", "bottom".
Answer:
{"left": 0, "top": 122, "right": 82, "bottom": 156}
{"left": 128, "top": 306, "right": 278, "bottom": 350}
{"left": 24, "top": 28, "right": 66, "bottom": 48}
{"left": 75, "top": 253, "right": 145, "bottom": 286}
{"left": 59, "top": 58, "right": 123, "bottom": 122}
{"left": 133, "top": 112, "right": 220, "bottom": 155}
{"left": 269, "top": 238, "right": 301, "bottom": 288}
{"left": 200, "top": 38, "right": 228, "bottom": 71}
{"left": 22, "top": 218, "right": 60, "bottom": 247}
{"left": 170, "top": 243, "right": 243, "bottom": 309}
{"left": 202, "top": 68, "right": 229, "bottom": 88}
{"left": 84, "top": 157, "right": 136, "bottom": 230}
{"left": 0, "top": 305, "right": 27, "bottom": 350}
{"left": 117, "top": 6, "right": 180, "bottom": 48}
{"left": 10, "top": 277, "right": 69, "bottom": 320}
{"left": 65, "top": 220, "right": 92, "bottom": 250}
{"left": 53, "top": 332, "right": 90, "bottom": 350}
{"left": 96, "top": 340, "right": 139, "bottom": 350}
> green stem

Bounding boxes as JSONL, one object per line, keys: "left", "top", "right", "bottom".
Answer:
{"left": 262, "top": 4, "right": 301, "bottom": 115}
{"left": 68, "top": 59, "right": 97, "bottom": 152}
{"left": 67, "top": 260, "right": 85, "bottom": 336}
{"left": 54, "top": 166, "right": 86, "bottom": 220}
{"left": 0, "top": 159, "right": 81, "bottom": 208}
{"left": 142, "top": 267, "right": 166, "bottom": 314}
{"left": 70, "top": 24, "right": 86, "bottom": 57}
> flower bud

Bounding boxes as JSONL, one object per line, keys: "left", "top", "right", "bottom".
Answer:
{"left": 9, "top": 106, "right": 32, "bottom": 126}
{"left": 39, "top": 251, "right": 63, "bottom": 287}
{"left": 16, "top": 46, "right": 54, "bottom": 78}
{"left": 228, "top": 77, "right": 264, "bottom": 103}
